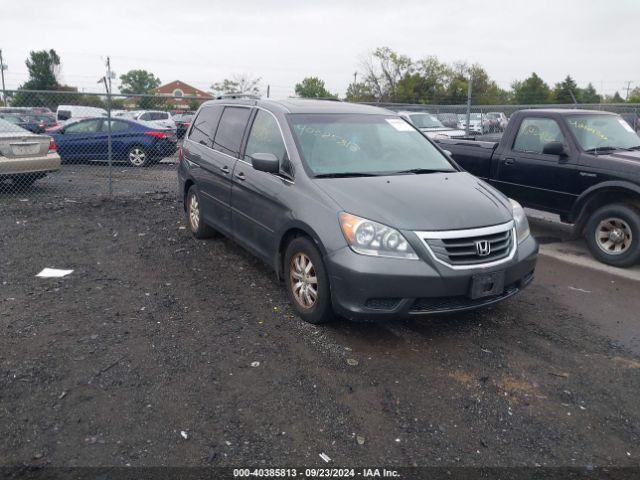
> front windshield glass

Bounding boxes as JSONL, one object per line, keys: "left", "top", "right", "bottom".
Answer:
{"left": 409, "top": 113, "right": 444, "bottom": 129}
{"left": 567, "top": 114, "right": 640, "bottom": 151}
{"left": 289, "top": 114, "right": 455, "bottom": 176}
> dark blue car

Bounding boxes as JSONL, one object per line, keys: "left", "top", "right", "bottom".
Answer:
{"left": 51, "top": 117, "right": 178, "bottom": 167}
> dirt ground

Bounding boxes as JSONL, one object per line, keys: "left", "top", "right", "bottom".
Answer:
{"left": 1, "top": 194, "right": 639, "bottom": 468}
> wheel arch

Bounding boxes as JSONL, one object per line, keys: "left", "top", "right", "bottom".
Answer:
{"left": 572, "top": 181, "right": 640, "bottom": 233}
{"left": 275, "top": 222, "right": 329, "bottom": 281}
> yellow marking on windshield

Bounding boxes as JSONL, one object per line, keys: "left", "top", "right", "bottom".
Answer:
{"left": 295, "top": 125, "right": 361, "bottom": 152}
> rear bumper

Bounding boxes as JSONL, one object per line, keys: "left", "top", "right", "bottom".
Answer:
{"left": 0, "top": 153, "right": 61, "bottom": 176}
{"left": 151, "top": 140, "right": 177, "bottom": 158}
{"left": 326, "top": 235, "right": 538, "bottom": 321}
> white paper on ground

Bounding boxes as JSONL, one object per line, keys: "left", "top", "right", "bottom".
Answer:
{"left": 36, "top": 268, "right": 74, "bottom": 278}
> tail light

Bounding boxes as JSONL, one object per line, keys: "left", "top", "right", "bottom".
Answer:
{"left": 145, "top": 131, "right": 169, "bottom": 139}
{"left": 49, "top": 138, "right": 57, "bottom": 151}
{"left": 178, "top": 147, "right": 183, "bottom": 164}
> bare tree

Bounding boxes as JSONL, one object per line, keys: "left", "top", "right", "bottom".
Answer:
{"left": 211, "top": 74, "right": 262, "bottom": 96}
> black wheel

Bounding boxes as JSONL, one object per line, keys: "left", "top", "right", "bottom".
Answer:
{"left": 185, "top": 185, "right": 216, "bottom": 239}
{"left": 284, "top": 236, "right": 335, "bottom": 324}
{"left": 127, "top": 145, "right": 150, "bottom": 167}
{"left": 12, "top": 174, "right": 38, "bottom": 188}
{"left": 585, "top": 203, "right": 640, "bottom": 267}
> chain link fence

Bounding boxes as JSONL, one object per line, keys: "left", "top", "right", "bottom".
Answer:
{"left": 0, "top": 89, "right": 200, "bottom": 201}
{"left": 1, "top": 89, "right": 640, "bottom": 203}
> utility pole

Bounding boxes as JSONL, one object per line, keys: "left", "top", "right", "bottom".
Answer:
{"left": 0, "top": 49, "right": 7, "bottom": 107}
{"left": 465, "top": 75, "right": 473, "bottom": 136}
{"left": 266, "top": 84, "right": 270, "bottom": 98}
{"left": 353, "top": 71, "right": 357, "bottom": 84}
{"left": 625, "top": 81, "right": 633, "bottom": 101}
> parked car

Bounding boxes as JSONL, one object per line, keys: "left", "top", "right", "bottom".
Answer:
{"left": 482, "top": 112, "right": 508, "bottom": 133}
{"left": 50, "top": 117, "right": 177, "bottom": 167}
{"left": 398, "top": 111, "right": 467, "bottom": 139}
{"left": 173, "top": 113, "right": 194, "bottom": 139}
{"left": 121, "top": 110, "right": 176, "bottom": 132}
{"left": 435, "top": 113, "right": 459, "bottom": 129}
{"left": 457, "top": 113, "right": 483, "bottom": 134}
{"left": 0, "top": 117, "right": 61, "bottom": 186}
{"left": 56, "top": 105, "right": 107, "bottom": 122}
{"left": 178, "top": 99, "right": 538, "bottom": 324}
{"left": 435, "top": 109, "right": 640, "bottom": 267}
{"left": 0, "top": 113, "right": 45, "bottom": 133}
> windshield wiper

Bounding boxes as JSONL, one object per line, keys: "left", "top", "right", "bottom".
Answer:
{"left": 584, "top": 146, "right": 630, "bottom": 153}
{"left": 390, "top": 168, "right": 456, "bottom": 175}
{"left": 314, "top": 172, "right": 381, "bottom": 178}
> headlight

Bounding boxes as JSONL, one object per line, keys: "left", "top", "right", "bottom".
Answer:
{"left": 339, "top": 213, "right": 418, "bottom": 260}
{"left": 510, "top": 199, "right": 530, "bottom": 243}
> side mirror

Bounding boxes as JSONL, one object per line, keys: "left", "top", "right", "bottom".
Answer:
{"left": 250, "top": 152, "right": 279, "bottom": 173}
{"left": 542, "top": 141, "right": 567, "bottom": 156}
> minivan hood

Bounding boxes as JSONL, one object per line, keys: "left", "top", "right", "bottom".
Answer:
{"left": 313, "top": 172, "right": 513, "bottom": 231}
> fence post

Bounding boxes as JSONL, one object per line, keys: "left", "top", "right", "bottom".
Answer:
{"left": 465, "top": 75, "right": 473, "bottom": 136}
{"left": 106, "top": 57, "right": 113, "bottom": 196}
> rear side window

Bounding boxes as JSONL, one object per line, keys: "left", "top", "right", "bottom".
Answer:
{"left": 513, "top": 117, "right": 565, "bottom": 154}
{"left": 188, "top": 106, "right": 223, "bottom": 147}
{"left": 244, "top": 111, "right": 286, "bottom": 162}
{"left": 213, "top": 107, "right": 252, "bottom": 157}
{"left": 103, "top": 120, "right": 130, "bottom": 132}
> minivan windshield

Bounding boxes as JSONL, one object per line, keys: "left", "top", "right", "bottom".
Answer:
{"left": 566, "top": 114, "right": 640, "bottom": 152}
{"left": 289, "top": 114, "right": 455, "bottom": 176}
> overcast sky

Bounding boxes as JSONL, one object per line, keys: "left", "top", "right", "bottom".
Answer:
{"left": 1, "top": 0, "right": 638, "bottom": 98}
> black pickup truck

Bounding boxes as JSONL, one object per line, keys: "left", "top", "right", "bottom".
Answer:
{"left": 435, "top": 109, "right": 640, "bottom": 267}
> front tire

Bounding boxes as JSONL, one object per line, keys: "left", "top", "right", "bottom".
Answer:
{"left": 284, "top": 237, "right": 335, "bottom": 324}
{"left": 185, "top": 185, "right": 215, "bottom": 239}
{"left": 585, "top": 203, "right": 640, "bottom": 267}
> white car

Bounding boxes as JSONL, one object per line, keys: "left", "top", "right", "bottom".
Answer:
{"left": 457, "top": 113, "right": 483, "bottom": 134}
{"left": 56, "top": 105, "right": 107, "bottom": 122}
{"left": 122, "top": 110, "right": 176, "bottom": 131}
{"left": 398, "top": 111, "right": 467, "bottom": 139}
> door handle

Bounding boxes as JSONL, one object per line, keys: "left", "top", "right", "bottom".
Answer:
{"left": 220, "top": 165, "right": 230, "bottom": 174}
{"left": 235, "top": 172, "right": 246, "bottom": 181}
{"left": 504, "top": 158, "right": 516, "bottom": 166}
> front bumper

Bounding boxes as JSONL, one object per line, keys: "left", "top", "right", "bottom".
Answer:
{"left": 326, "top": 235, "right": 538, "bottom": 321}
{"left": 0, "top": 152, "right": 61, "bottom": 176}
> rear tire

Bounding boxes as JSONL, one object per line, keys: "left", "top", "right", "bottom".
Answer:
{"left": 185, "top": 185, "right": 216, "bottom": 239}
{"left": 284, "top": 237, "right": 335, "bottom": 324}
{"left": 127, "top": 146, "right": 149, "bottom": 167}
{"left": 585, "top": 203, "right": 640, "bottom": 267}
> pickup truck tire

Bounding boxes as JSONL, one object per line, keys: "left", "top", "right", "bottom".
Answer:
{"left": 284, "top": 236, "right": 335, "bottom": 324}
{"left": 185, "top": 185, "right": 216, "bottom": 239}
{"left": 585, "top": 204, "right": 640, "bottom": 267}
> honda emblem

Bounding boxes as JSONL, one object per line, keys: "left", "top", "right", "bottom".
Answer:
{"left": 475, "top": 240, "right": 491, "bottom": 257}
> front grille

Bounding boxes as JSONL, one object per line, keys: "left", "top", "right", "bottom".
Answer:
{"left": 410, "top": 285, "right": 519, "bottom": 314}
{"left": 365, "top": 298, "right": 401, "bottom": 311}
{"left": 419, "top": 223, "right": 515, "bottom": 268}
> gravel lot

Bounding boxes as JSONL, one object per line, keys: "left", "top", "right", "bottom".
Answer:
{"left": 1, "top": 167, "right": 640, "bottom": 468}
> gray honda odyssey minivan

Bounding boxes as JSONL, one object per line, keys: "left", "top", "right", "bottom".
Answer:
{"left": 177, "top": 99, "right": 538, "bottom": 323}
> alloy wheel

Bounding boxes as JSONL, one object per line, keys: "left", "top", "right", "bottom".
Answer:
{"left": 595, "top": 217, "right": 633, "bottom": 255}
{"left": 289, "top": 252, "right": 318, "bottom": 309}
{"left": 129, "top": 148, "right": 147, "bottom": 166}
{"left": 189, "top": 194, "right": 200, "bottom": 231}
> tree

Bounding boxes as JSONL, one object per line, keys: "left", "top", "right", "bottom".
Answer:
{"left": 344, "top": 82, "right": 375, "bottom": 102}
{"left": 552, "top": 75, "right": 580, "bottom": 104}
{"left": 361, "top": 47, "right": 413, "bottom": 101}
{"left": 294, "top": 77, "right": 336, "bottom": 99}
{"left": 119, "top": 70, "right": 161, "bottom": 95}
{"left": 603, "top": 91, "right": 625, "bottom": 103}
{"left": 511, "top": 73, "right": 551, "bottom": 104}
{"left": 11, "top": 49, "right": 63, "bottom": 107}
{"left": 211, "top": 74, "right": 261, "bottom": 97}
{"left": 627, "top": 87, "right": 640, "bottom": 103}
{"left": 580, "top": 83, "right": 601, "bottom": 103}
